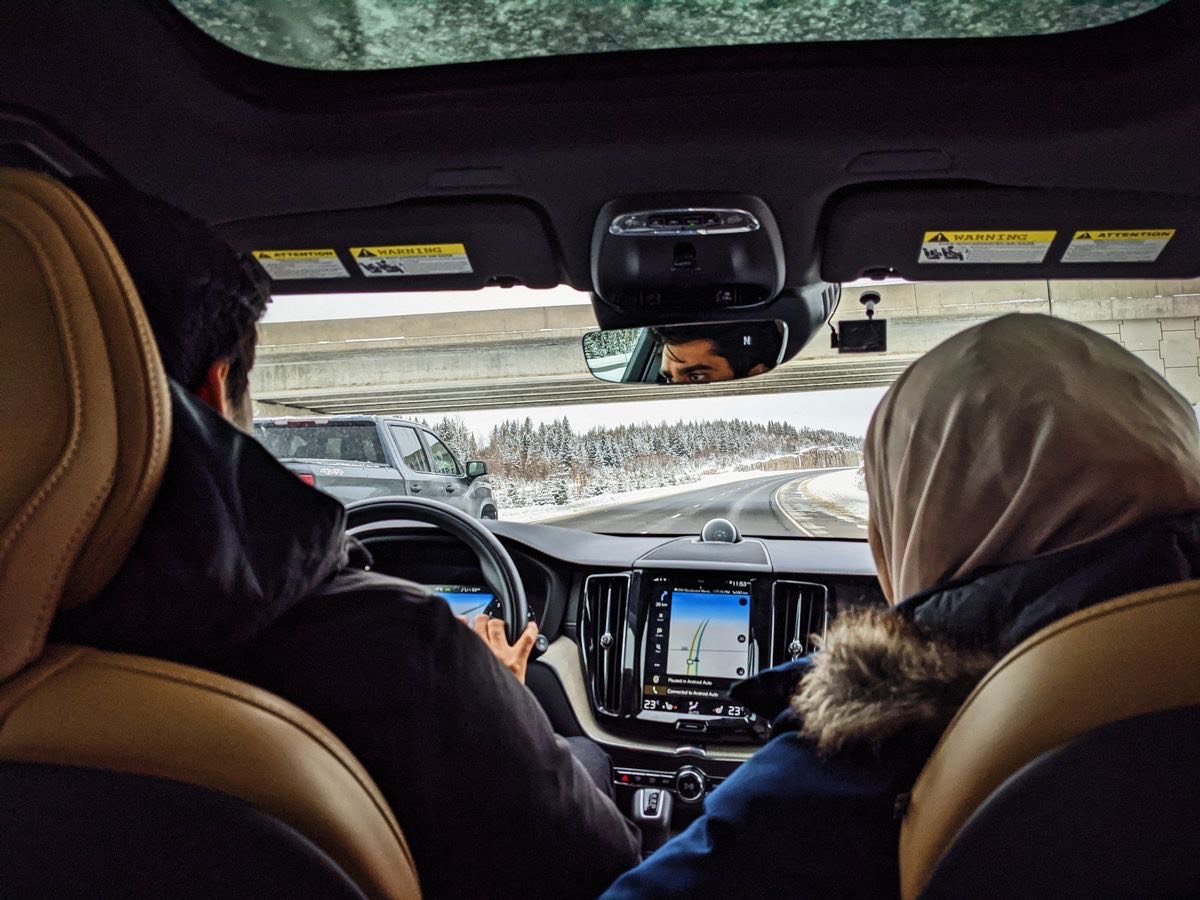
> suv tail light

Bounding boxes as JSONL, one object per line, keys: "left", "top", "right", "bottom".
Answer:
{"left": 295, "top": 472, "right": 316, "bottom": 486}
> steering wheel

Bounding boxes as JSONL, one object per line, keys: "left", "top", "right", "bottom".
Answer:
{"left": 345, "top": 496, "right": 528, "bottom": 643}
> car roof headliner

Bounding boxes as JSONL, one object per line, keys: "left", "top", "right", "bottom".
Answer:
{"left": 2, "top": 0, "right": 1199, "bottom": 293}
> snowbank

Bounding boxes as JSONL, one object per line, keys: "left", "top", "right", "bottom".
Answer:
{"left": 801, "top": 468, "right": 869, "bottom": 522}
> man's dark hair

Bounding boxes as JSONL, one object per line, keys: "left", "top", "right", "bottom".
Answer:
{"left": 653, "top": 320, "right": 784, "bottom": 377}
{"left": 68, "top": 176, "right": 271, "bottom": 405}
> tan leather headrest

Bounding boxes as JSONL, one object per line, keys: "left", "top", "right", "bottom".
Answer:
{"left": 899, "top": 580, "right": 1200, "bottom": 899}
{"left": 0, "top": 646, "right": 422, "bottom": 898}
{"left": 0, "top": 169, "right": 170, "bottom": 681}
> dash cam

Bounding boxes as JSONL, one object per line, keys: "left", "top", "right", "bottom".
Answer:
{"left": 835, "top": 290, "right": 887, "bottom": 353}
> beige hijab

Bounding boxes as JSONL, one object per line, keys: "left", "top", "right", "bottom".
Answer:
{"left": 866, "top": 313, "right": 1200, "bottom": 604}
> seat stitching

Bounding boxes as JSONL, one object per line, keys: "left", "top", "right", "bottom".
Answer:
{"left": 61, "top": 183, "right": 169, "bottom": 496}
{"left": 0, "top": 647, "right": 88, "bottom": 725}
{"left": 0, "top": 194, "right": 112, "bottom": 661}
{"left": 53, "top": 180, "right": 170, "bottom": 603}
{"left": 93, "top": 654, "right": 409, "bottom": 847}
{"left": 906, "top": 583, "right": 1200, "bottom": 894}
{"left": 934, "top": 584, "right": 1199, "bottom": 747}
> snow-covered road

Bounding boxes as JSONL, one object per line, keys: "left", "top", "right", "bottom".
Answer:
{"left": 503, "top": 468, "right": 867, "bottom": 539}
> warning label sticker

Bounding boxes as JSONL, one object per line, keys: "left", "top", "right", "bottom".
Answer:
{"left": 918, "top": 230, "right": 1056, "bottom": 264}
{"left": 1061, "top": 229, "right": 1175, "bottom": 264}
{"left": 252, "top": 249, "right": 349, "bottom": 280}
{"left": 350, "top": 243, "right": 473, "bottom": 277}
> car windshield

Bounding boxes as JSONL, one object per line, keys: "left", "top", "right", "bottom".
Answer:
{"left": 171, "top": 0, "right": 1169, "bottom": 71}
{"left": 251, "top": 276, "right": 1199, "bottom": 539}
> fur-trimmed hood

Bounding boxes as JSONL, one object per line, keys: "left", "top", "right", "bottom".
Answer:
{"left": 791, "top": 608, "right": 995, "bottom": 755}
{"left": 783, "top": 511, "right": 1200, "bottom": 755}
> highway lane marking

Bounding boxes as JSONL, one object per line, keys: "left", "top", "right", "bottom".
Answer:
{"left": 671, "top": 513, "right": 682, "bottom": 518}
{"left": 771, "top": 476, "right": 818, "bottom": 537}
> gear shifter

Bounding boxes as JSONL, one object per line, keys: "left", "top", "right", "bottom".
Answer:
{"left": 631, "top": 787, "right": 673, "bottom": 854}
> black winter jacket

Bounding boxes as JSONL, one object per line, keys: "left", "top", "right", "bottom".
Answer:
{"left": 53, "top": 384, "right": 641, "bottom": 900}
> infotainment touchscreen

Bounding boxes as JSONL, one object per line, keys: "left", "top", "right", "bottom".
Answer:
{"left": 641, "top": 576, "right": 756, "bottom": 719}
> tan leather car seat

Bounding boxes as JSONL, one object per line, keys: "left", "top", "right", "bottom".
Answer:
{"left": 0, "top": 168, "right": 421, "bottom": 899}
{"left": 899, "top": 579, "right": 1200, "bottom": 898}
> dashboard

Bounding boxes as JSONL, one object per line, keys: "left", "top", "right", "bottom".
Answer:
{"left": 359, "top": 519, "right": 884, "bottom": 824}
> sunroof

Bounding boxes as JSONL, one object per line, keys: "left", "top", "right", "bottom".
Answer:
{"left": 172, "top": 1, "right": 1171, "bottom": 71}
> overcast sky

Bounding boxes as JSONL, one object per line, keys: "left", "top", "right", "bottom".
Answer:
{"left": 261, "top": 285, "right": 587, "bottom": 322}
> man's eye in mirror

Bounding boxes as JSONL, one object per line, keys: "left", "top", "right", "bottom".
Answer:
{"left": 582, "top": 319, "right": 788, "bottom": 385}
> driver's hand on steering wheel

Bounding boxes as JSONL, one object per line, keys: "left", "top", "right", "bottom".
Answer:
{"left": 460, "top": 614, "right": 539, "bottom": 684}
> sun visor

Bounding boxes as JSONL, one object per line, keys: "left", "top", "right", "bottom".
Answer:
{"left": 217, "top": 198, "right": 560, "bottom": 293}
{"left": 821, "top": 185, "right": 1200, "bottom": 282}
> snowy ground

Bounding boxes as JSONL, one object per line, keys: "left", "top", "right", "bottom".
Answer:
{"left": 800, "top": 468, "right": 869, "bottom": 522}
{"left": 498, "top": 469, "right": 799, "bottom": 524}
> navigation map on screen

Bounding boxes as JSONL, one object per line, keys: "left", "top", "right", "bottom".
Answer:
{"left": 666, "top": 590, "right": 751, "bottom": 680}
{"left": 642, "top": 580, "right": 755, "bottom": 718}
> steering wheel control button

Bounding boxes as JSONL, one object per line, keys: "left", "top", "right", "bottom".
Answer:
{"left": 675, "top": 766, "right": 707, "bottom": 803}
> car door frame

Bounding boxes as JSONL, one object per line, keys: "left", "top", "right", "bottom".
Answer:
{"left": 384, "top": 422, "right": 435, "bottom": 499}
{"left": 417, "top": 428, "right": 474, "bottom": 515}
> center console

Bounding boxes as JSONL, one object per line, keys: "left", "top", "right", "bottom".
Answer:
{"left": 580, "top": 565, "right": 829, "bottom": 813}
{"left": 581, "top": 567, "right": 828, "bottom": 744}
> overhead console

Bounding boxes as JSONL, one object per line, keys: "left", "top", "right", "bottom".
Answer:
{"left": 586, "top": 191, "right": 839, "bottom": 373}
{"left": 591, "top": 192, "right": 786, "bottom": 317}
{"left": 822, "top": 183, "right": 1200, "bottom": 282}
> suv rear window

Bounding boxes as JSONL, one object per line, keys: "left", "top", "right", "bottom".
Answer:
{"left": 255, "top": 422, "right": 386, "bottom": 464}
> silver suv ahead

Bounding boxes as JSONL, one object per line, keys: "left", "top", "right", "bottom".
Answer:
{"left": 254, "top": 416, "right": 498, "bottom": 519}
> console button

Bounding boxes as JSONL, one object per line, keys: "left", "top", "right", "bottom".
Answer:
{"left": 675, "top": 719, "right": 708, "bottom": 734}
{"left": 675, "top": 766, "right": 706, "bottom": 804}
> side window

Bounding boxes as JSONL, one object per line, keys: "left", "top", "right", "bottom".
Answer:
{"left": 390, "top": 425, "right": 431, "bottom": 473}
{"left": 424, "top": 433, "right": 464, "bottom": 477}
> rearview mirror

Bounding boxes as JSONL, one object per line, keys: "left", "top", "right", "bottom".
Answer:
{"left": 582, "top": 320, "right": 788, "bottom": 385}
{"left": 466, "top": 460, "right": 488, "bottom": 479}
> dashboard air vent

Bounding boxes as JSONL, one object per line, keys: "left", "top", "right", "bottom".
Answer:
{"left": 770, "top": 580, "right": 829, "bottom": 666}
{"left": 582, "top": 573, "right": 631, "bottom": 715}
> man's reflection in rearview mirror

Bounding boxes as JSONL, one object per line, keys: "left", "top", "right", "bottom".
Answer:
{"left": 654, "top": 321, "right": 784, "bottom": 384}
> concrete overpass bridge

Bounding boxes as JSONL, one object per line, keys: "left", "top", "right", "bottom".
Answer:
{"left": 251, "top": 278, "right": 1200, "bottom": 417}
